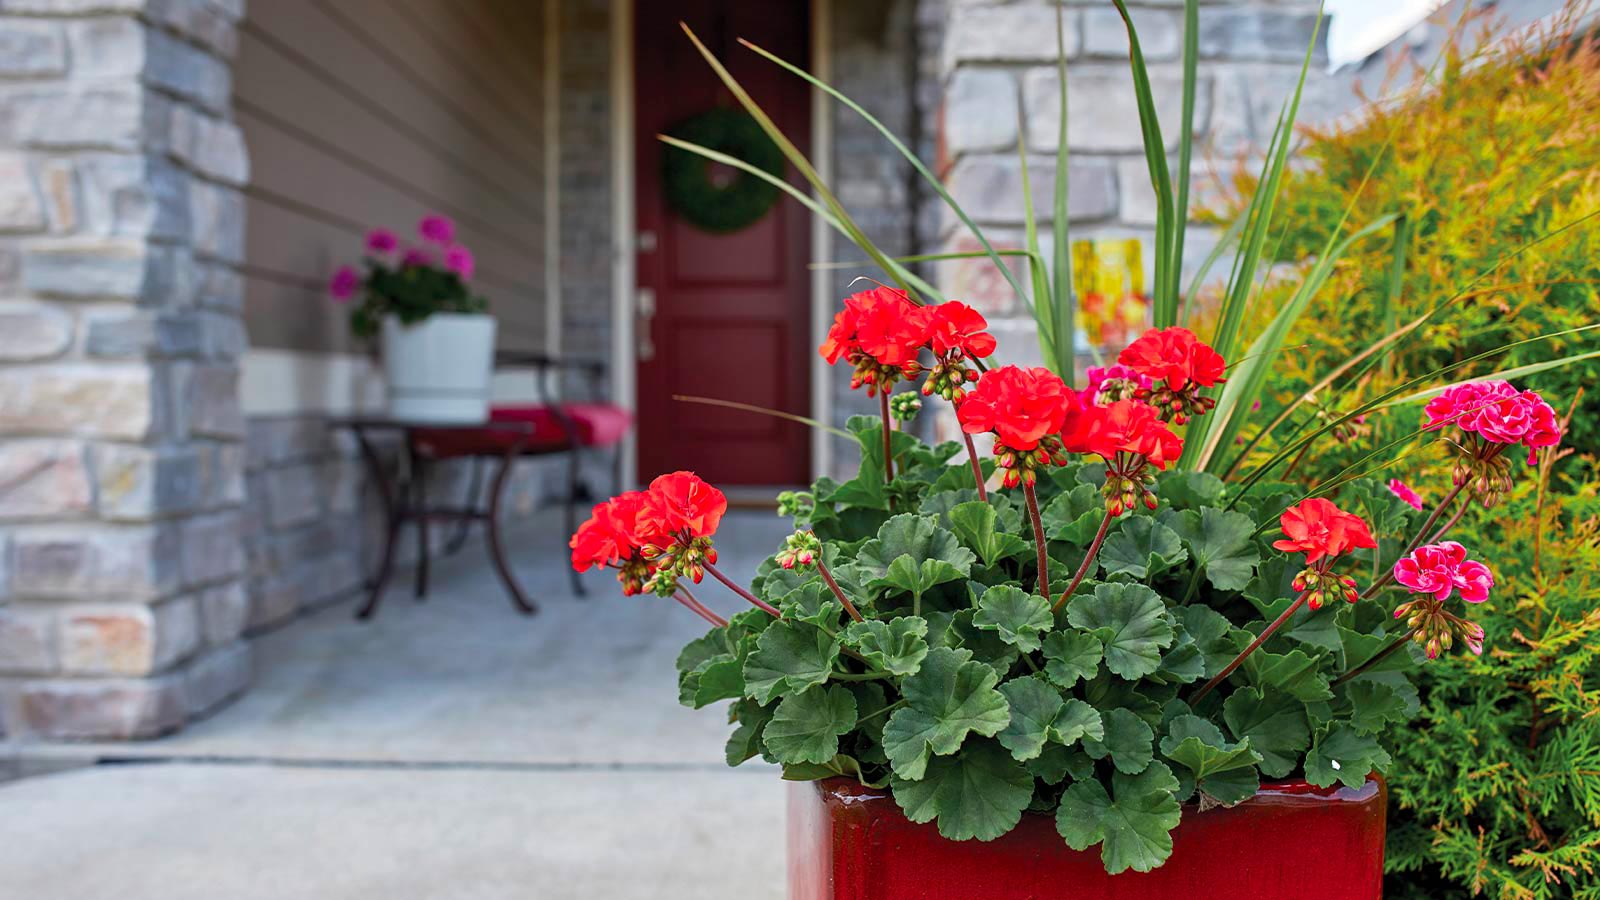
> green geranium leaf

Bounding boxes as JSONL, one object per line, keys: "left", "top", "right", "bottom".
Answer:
{"left": 1056, "top": 761, "right": 1183, "bottom": 874}
{"left": 948, "top": 607, "right": 1022, "bottom": 675}
{"left": 757, "top": 560, "right": 814, "bottom": 606}
{"left": 1042, "top": 484, "right": 1108, "bottom": 545}
{"left": 679, "top": 654, "right": 745, "bottom": 709}
{"left": 1067, "top": 583, "right": 1175, "bottom": 680}
{"left": 1159, "top": 714, "right": 1262, "bottom": 784}
{"left": 1197, "top": 767, "right": 1260, "bottom": 808}
{"left": 1168, "top": 507, "right": 1260, "bottom": 591}
{"left": 1238, "top": 643, "right": 1333, "bottom": 702}
{"left": 1245, "top": 557, "right": 1342, "bottom": 653}
{"left": 1083, "top": 707, "right": 1156, "bottom": 775}
{"left": 1041, "top": 631, "right": 1104, "bottom": 689}
{"left": 743, "top": 621, "right": 839, "bottom": 704}
{"left": 1157, "top": 471, "right": 1226, "bottom": 510}
{"left": 1305, "top": 724, "right": 1392, "bottom": 789}
{"left": 1177, "top": 605, "right": 1239, "bottom": 679}
{"left": 724, "top": 699, "right": 774, "bottom": 766}
{"left": 857, "top": 514, "right": 976, "bottom": 602}
{"left": 778, "top": 581, "right": 841, "bottom": 627}
{"left": 881, "top": 647, "right": 1012, "bottom": 779}
{"left": 1344, "top": 680, "right": 1410, "bottom": 735}
{"left": 995, "top": 676, "right": 1104, "bottom": 762}
{"left": 949, "top": 501, "right": 1032, "bottom": 566}
{"left": 1339, "top": 626, "right": 1422, "bottom": 674}
{"left": 892, "top": 739, "right": 1034, "bottom": 842}
{"left": 676, "top": 629, "right": 727, "bottom": 677}
{"left": 765, "top": 684, "right": 858, "bottom": 765}
{"left": 973, "top": 585, "right": 1055, "bottom": 653}
{"left": 843, "top": 616, "right": 929, "bottom": 677}
{"left": 1099, "top": 516, "right": 1188, "bottom": 579}
{"left": 1223, "top": 686, "right": 1311, "bottom": 779}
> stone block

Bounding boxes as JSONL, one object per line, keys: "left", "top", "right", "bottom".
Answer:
{"left": 195, "top": 309, "right": 244, "bottom": 359}
{"left": 185, "top": 362, "right": 242, "bottom": 438}
{"left": 321, "top": 457, "right": 363, "bottom": 514}
{"left": 145, "top": 27, "right": 231, "bottom": 114}
{"left": 945, "top": 154, "right": 1117, "bottom": 226}
{"left": 245, "top": 574, "right": 300, "bottom": 632}
{"left": 0, "top": 607, "right": 56, "bottom": 675}
{"left": 259, "top": 461, "right": 324, "bottom": 530}
{"left": 169, "top": 105, "right": 248, "bottom": 185}
{"left": 194, "top": 259, "right": 241, "bottom": 310}
{"left": 0, "top": 17, "right": 65, "bottom": 76}
{"left": 1024, "top": 66, "right": 1209, "bottom": 154}
{"left": 0, "top": 0, "right": 144, "bottom": 12}
{"left": 21, "top": 237, "right": 149, "bottom": 300}
{"left": 152, "top": 0, "right": 239, "bottom": 56}
{"left": 944, "top": 4, "right": 1079, "bottom": 68}
{"left": 942, "top": 68, "right": 1018, "bottom": 157}
{"left": 9, "top": 523, "right": 180, "bottom": 601}
{"left": 0, "top": 300, "right": 71, "bottom": 361}
{"left": 7, "top": 83, "right": 145, "bottom": 151}
{"left": 196, "top": 580, "right": 246, "bottom": 646}
{"left": 75, "top": 152, "right": 190, "bottom": 240}
{"left": 298, "top": 550, "right": 363, "bottom": 609}
{"left": 178, "top": 510, "right": 243, "bottom": 587}
{"left": 186, "top": 179, "right": 242, "bottom": 262}
{"left": 0, "top": 153, "right": 46, "bottom": 233}
{"left": 195, "top": 440, "right": 244, "bottom": 508}
{"left": 935, "top": 232, "right": 1025, "bottom": 318}
{"left": 1082, "top": 6, "right": 1180, "bottom": 60}
{"left": 91, "top": 442, "right": 201, "bottom": 521}
{"left": 182, "top": 640, "right": 248, "bottom": 717}
{"left": 62, "top": 14, "right": 143, "bottom": 79}
{"left": 0, "top": 363, "right": 154, "bottom": 439}
{"left": 1198, "top": 9, "right": 1325, "bottom": 64}
{"left": 36, "top": 157, "right": 77, "bottom": 232}
{"left": 17, "top": 676, "right": 185, "bottom": 740}
{"left": 0, "top": 440, "right": 92, "bottom": 521}
{"left": 59, "top": 595, "right": 198, "bottom": 675}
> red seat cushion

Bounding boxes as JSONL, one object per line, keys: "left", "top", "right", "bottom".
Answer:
{"left": 413, "top": 404, "right": 632, "bottom": 458}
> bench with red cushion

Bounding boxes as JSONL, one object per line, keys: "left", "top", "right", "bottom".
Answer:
{"left": 412, "top": 403, "right": 632, "bottom": 458}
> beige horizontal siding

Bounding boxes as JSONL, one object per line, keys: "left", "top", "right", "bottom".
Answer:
{"left": 239, "top": 0, "right": 546, "bottom": 355}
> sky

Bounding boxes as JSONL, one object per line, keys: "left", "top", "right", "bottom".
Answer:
{"left": 1326, "top": 0, "right": 1449, "bottom": 68}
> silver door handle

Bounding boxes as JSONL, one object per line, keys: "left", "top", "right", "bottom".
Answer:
{"left": 637, "top": 287, "right": 656, "bottom": 362}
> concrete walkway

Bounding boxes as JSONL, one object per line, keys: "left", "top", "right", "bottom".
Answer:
{"left": 0, "top": 510, "right": 794, "bottom": 900}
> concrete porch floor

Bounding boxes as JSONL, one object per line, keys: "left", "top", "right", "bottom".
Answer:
{"left": 0, "top": 510, "right": 794, "bottom": 899}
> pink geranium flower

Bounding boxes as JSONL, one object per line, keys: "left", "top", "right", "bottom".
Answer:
{"left": 328, "top": 265, "right": 359, "bottom": 302}
{"left": 365, "top": 228, "right": 398, "bottom": 255}
{"left": 1393, "top": 541, "right": 1493, "bottom": 604}
{"left": 400, "top": 247, "right": 433, "bottom": 268}
{"left": 444, "top": 244, "right": 475, "bottom": 280}
{"left": 418, "top": 214, "right": 455, "bottom": 245}
{"left": 1422, "top": 380, "right": 1562, "bottom": 464}
{"left": 1388, "top": 479, "right": 1424, "bottom": 510}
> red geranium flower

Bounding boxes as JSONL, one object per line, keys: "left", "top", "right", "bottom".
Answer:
{"left": 926, "top": 301, "right": 996, "bottom": 359}
{"left": 1064, "top": 399, "right": 1184, "bottom": 470}
{"left": 854, "top": 292, "right": 929, "bottom": 368}
{"left": 957, "top": 365, "right": 1077, "bottom": 452}
{"left": 1118, "top": 326, "right": 1226, "bottom": 389}
{"left": 571, "top": 493, "right": 643, "bottom": 572}
{"left": 1271, "top": 498, "right": 1377, "bottom": 565}
{"left": 638, "top": 471, "right": 727, "bottom": 540}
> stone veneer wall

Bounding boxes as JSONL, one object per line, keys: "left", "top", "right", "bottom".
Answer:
{"left": 0, "top": 0, "right": 252, "bottom": 740}
{"left": 934, "top": 0, "right": 1333, "bottom": 391}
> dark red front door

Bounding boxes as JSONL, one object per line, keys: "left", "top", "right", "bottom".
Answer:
{"left": 634, "top": 0, "right": 812, "bottom": 486}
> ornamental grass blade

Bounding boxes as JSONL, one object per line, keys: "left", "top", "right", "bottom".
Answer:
{"left": 1376, "top": 350, "right": 1600, "bottom": 408}
{"left": 739, "top": 37, "right": 1031, "bottom": 313}
{"left": 1166, "top": 0, "right": 1200, "bottom": 326}
{"left": 1195, "top": 214, "right": 1399, "bottom": 470}
{"left": 1111, "top": 0, "right": 1175, "bottom": 327}
{"left": 1020, "top": 131, "right": 1064, "bottom": 374}
{"left": 680, "top": 24, "right": 912, "bottom": 299}
{"left": 1050, "top": 0, "right": 1075, "bottom": 384}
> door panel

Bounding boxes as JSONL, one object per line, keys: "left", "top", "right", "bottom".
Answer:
{"left": 634, "top": 0, "right": 812, "bottom": 486}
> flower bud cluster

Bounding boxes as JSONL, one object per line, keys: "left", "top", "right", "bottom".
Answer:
{"left": 1101, "top": 467, "right": 1160, "bottom": 517}
{"left": 1291, "top": 566, "right": 1360, "bottom": 611}
{"left": 921, "top": 357, "right": 980, "bottom": 402}
{"left": 994, "top": 436, "right": 1072, "bottom": 489}
{"left": 775, "top": 531, "right": 821, "bottom": 570}
{"left": 1394, "top": 597, "right": 1485, "bottom": 659}
{"left": 889, "top": 392, "right": 924, "bottom": 423}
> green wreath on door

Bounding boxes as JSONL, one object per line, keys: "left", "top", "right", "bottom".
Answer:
{"left": 661, "top": 108, "right": 785, "bottom": 233}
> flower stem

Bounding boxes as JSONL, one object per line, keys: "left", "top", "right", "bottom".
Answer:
{"left": 817, "top": 556, "right": 865, "bottom": 623}
{"left": 830, "top": 669, "right": 891, "bottom": 682}
{"left": 1053, "top": 509, "right": 1114, "bottom": 612}
{"left": 962, "top": 432, "right": 988, "bottom": 502}
{"left": 879, "top": 389, "right": 895, "bottom": 483}
{"left": 672, "top": 590, "right": 727, "bottom": 628}
{"left": 1023, "top": 479, "right": 1051, "bottom": 602}
{"left": 1363, "top": 481, "right": 1468, "bottom": 600}
{"left": 706, "top": 563, "right": 780, "bottom": 618}
{"left": 857, "top": 698, "right": 908, "bottom": 725}
{"left": 1331, "top": 627, "right": 1418, "bottom": 688}
{"left": 1191, "top": 590, "right": 1311, "bottom": 704}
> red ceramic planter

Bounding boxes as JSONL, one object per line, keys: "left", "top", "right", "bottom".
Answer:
{"left": 788, "top": 776, "right": 1386, "bottom": 900}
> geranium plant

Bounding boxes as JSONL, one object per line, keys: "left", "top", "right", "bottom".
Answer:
{"left": 573, "top": 286, "right": 1564, "bottom": 873}
{"left": 328, "top": 213, "right": 487, "bottom": 339}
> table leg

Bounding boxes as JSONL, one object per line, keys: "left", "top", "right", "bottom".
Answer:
{"left": 411, "top": 445, "right": 430, "bottom": 601}
{"left": 485, "top": 445, "right": 537, "bottom": 616}
{"left": 351, "top": 425, "right": 404, "bottom": 621}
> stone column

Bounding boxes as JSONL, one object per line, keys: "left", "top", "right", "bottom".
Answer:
{"left": 935, "top": 0, "right": 1333, "bottom": 371}
{"left": 0, "top": 0, "right": 251, "bottom": 740}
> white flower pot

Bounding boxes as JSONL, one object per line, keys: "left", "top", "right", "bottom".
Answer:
{"left": 381, "top": 313, "right": 497, "bottom": 423}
